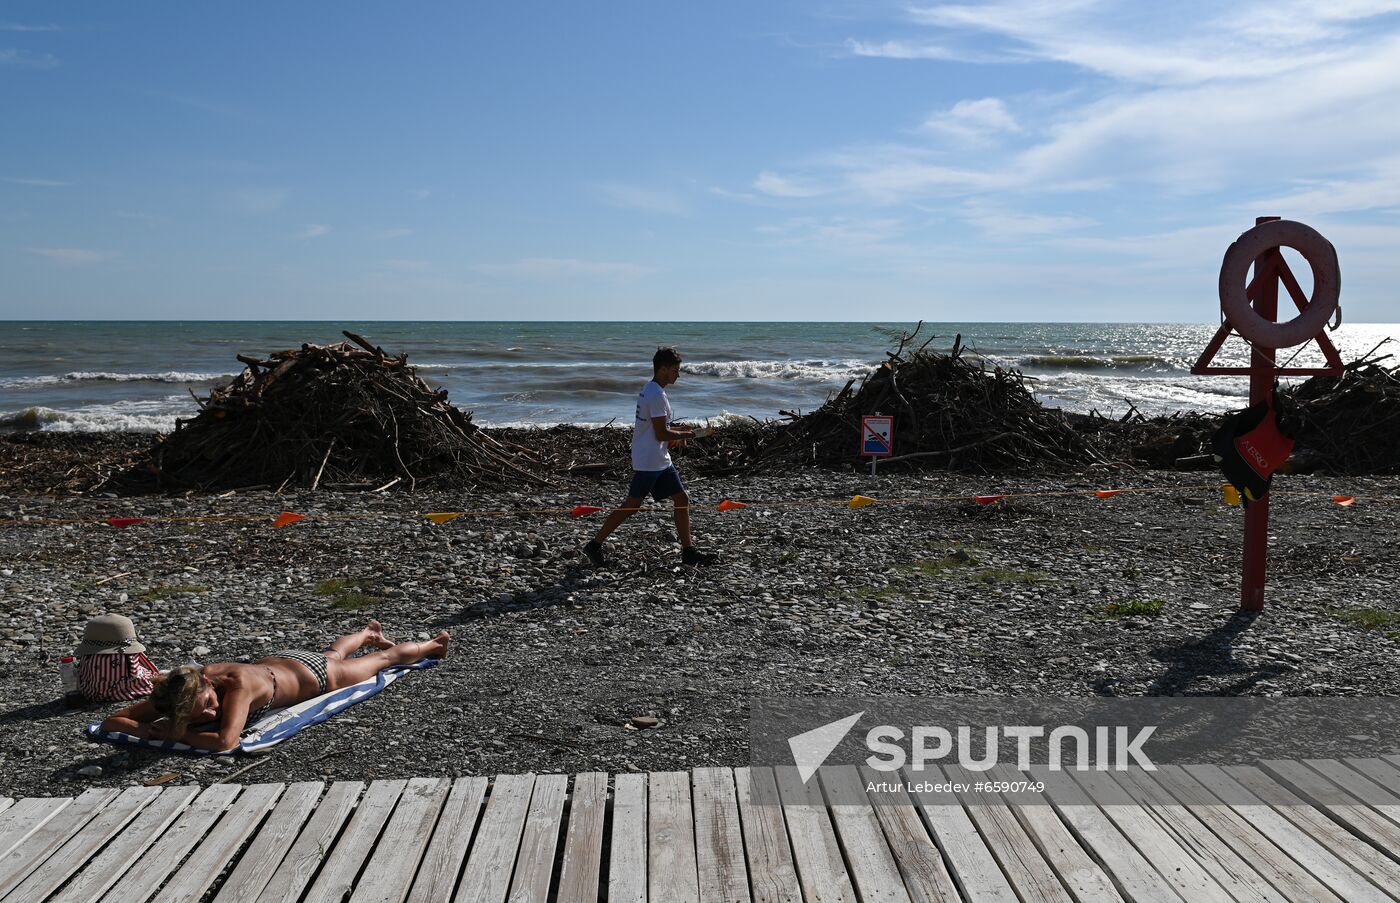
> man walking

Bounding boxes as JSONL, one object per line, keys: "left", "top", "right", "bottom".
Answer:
{"left": 583, "top": 347, "right": 716, "bottom": 567}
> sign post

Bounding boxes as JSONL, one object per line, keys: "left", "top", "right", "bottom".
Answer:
{"left": 860, "top": 414, "right": 893, "bottom": 478}
{"left": 1191, "top": 216, "right": 1343, "bottom": 611}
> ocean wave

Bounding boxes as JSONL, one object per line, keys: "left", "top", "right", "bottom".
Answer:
{"left": 683, "top": 359, "right": 871, "bottom": 380}
{"left": 0, "top": 405, "right": 176, "bottom": 433}
{"left": 1018, "top": 354, "right": 1182, "bottom": 372}
{"left": 0, "top": 370, "right": 235, "bottom": 388}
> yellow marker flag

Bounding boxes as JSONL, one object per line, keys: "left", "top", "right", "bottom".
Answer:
{"left": 272, "top": 511, "right": 305, "bottom": 529}
{"left": 1222, "top": 485, "right": 1241, "bottom": 506}
{"left": 424, "top": 512, "right": 464, "bottom": 525}
{"left": 849, "top": 495, "right": 877, "bottom": 509}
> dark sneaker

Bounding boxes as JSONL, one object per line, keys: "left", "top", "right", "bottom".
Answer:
{"left": 582, "top": 540, "right": 607, "bottom": 567}
{"left": 682, "top": 547, "right": 717, "bottom": 566}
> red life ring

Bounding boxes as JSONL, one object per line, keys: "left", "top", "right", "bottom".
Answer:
{"left": 1218, "top": 220, "right": 1340, "bottom": 349}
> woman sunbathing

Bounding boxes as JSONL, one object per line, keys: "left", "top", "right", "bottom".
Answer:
{"left": 100, "top": 621, "right": 449, "bottom": 752}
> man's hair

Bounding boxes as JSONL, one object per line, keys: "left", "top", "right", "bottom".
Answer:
{"left": 653, "top": 347, "right": 682, "bottom": 372}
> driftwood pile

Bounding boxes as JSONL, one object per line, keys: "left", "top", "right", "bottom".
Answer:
{"left": 143, "top": 331, "right": 548, "bottom": 491}
{"left": 713, "top": 323, "right": 1103, "bottom": 472}
{"left": 1284, "top": 345, "right": 1400, "bottom": 475}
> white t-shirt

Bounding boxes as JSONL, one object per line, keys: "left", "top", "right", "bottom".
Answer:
{"left": 631, "top": 379, "right": 673, "bottom": 471}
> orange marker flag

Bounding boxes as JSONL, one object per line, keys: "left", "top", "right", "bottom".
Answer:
{"left": 849, "top": 495, "right": 877, "bottom": 509}
{"left": 1222, "top": 485, "right": 1241, "bottom": 507}
{"left": 272, "top": 511, "right": 305, "bottom": 529}
{"left": 716, "top": 499, "right": 748, "bottom": 512}
{"left": 570, "top": 505, "right": 605, "bottom": 518}
{"left": 1094, "top": 489, "right": 1122, "bottom": 499}
{"left": 1332, "top": 495, "right": 1356, "bottom": 507}
{"left": 974, "top": 494, "right": 1004, "bottom": 505}
{"left": 424, "top": 512, "right": 464, "bottom": 525}
{"left": 107, "top": 517, "right": 145, "bottom": 528}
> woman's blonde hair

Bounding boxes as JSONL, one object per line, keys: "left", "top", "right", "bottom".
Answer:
{"left": 149, "top": 665, "right": 205, "bottom": 737}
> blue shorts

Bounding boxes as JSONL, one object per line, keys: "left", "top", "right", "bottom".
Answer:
{"left": 628, "top": 466, "right": 685, "bottom": 501}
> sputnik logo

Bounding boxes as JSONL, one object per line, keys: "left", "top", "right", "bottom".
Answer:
{"left": 787, "top": 711, "right": 864, "bottom": 782}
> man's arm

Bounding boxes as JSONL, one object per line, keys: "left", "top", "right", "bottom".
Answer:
{"left": 651, "top": 415, "right": 694, "bottom": 442}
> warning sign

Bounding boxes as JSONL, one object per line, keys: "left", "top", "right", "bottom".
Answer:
{"left": 860, "top": 415, "right": 893, "bottom": 457}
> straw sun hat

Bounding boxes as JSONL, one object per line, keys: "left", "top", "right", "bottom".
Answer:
{"left": 73, "top": 613, "right": 146, "bottom": 656}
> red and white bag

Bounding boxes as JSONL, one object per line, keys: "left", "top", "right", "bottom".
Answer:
{"left": 78, "top": 652, "right": 159, "bottom": 702}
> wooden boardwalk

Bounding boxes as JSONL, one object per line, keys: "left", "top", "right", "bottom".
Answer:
{"left": 1, "top": 758, "right": 1398, "bottom": 901}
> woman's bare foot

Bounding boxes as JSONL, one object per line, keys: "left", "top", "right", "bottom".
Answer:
{"left": 363, "top": 620, "right": 395, "bottom": 650}
{"left": 421, "top": 630, "right": 450, "bottom": 660}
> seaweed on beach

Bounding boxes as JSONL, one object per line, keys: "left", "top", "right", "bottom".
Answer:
{"left": 726, "top": 323, "right": 1104, "bottom": 472}
{"left": 1282, "top": 343, "right": 1400, "bottom": 475}
{"left": 123, "top": 331, "right": 550, "bottom": 492}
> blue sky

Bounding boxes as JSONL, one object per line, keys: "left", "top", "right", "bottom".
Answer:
{"left": 2, "top": 1, "right": 1399, "bottom": 321}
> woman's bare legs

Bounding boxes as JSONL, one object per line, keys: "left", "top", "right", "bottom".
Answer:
{"left": 326, "top": 630, "right": 450, "bottom": 690}
{"left": 324, "top": 620, "right": 396, "bottom": 661}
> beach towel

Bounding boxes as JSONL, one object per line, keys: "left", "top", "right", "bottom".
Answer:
{"left": 85, "top": 659, "right": 438, "bottom": 756}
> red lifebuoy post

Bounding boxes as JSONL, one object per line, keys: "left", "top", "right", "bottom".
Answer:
{"left": 1193, "top": 216, "right": 1343, "bottom": 611}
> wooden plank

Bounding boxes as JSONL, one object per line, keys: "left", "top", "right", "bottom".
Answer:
{"left": 303, "top": 779, "right": 409, "bottom": 903}
{"left": 773, "top": 765, "right": 857, "bottom": 903}
{"left": 556, "top": 772, "right": 607, "bottom": 903}
{"left": 453, "top": 773, "right": 535, "bottom": 903}
{"left": 255, "top": 781, "right": 365, "bottom": 903}
{"left": 902, "top": 766, "right": 1018, "bottom": 903}
{"left": 856, "top": 767, "right": 959, "bottom": 903}
{"left": 984, "top": 764, "right": 1123, "bottom": 903}
{"left": 0, "top": 787, "right": 118, "bottom": 899}
{"left": 1026, "top": 766, "right": 1183, "bottom": 903}
{"left": 350, "top": 777, "right": 451, "bottom": 903}
{"left": 1260, "top": 759, "right": 1400, "bottom": 856}
{"left": 109, "top": 783, "right": 241, "bottom": 901}
{"left": 1069, "top": 768, "right": 1237, "bottom": 903}
{"left": 0, "top": 800, "right": 11, "bottom": 819}
{"left": 49, "top": 785, "right": 200, "bottom": 903}
{"left": 1167, "top": 765, "right": 1386, "bottom": 903}
{"left": 818, "top": 766, "right": 911, "bottom": 903}
{"left": 1343, "top": 757, "right": 1400, "bottom": 795}
{"left": 692, "top": 767, "right": 750, "bottom": 903}
{"left": 1219, "top": 765, "right": 1400, "bottom": 897}
{"left": 406, "top": 777, "right": 488, "bottom": 903}
{"left": 943, "top": 765, "right": 1073, "bottom": 903}
{"left": 733, "top": 768, "right": 802, "bottom": 903}
{"left": 609, "top": 773, "right": 648, "bottom": 903}
{"left": 507, "top": 773, "right": 569, "bottom": 903}
{"left": 151, "top": 782, "right": 284, "bottom": 903}
{"left": 4, "top": 786, "right": 160, "bottom": 903}
{"left": 1096, "top": 769, "right": 1285, "bottom": 903}
{"left": 1304, "top": 758, "right": 1400, "bottom": 829}
{"left": 0, "top": 797, "right": 74, "bottom": 863}
{"left": 648, "top": 770, "right": 700, "bottom": 903}
{"left": 212, "top": 782, "right": 324, "bottom": 903}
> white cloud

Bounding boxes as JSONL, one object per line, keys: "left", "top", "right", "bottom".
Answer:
{"left": 959, "top": 200, "right": 1094, "bottom": 239}
{"left": 0, "top": 23, "right": 60, "bottom": 32}
{"left": 754, "top": 171, "right": 827, "bottom": 198}
{"left": 473, "top": 257, "right": 654, "bottom": 279}
{"left": 410, "top": 188, "right": 431, "bottom": 200}
{"left": 0, "top": 48, "right": 58, "bottom": 68}
{"left": 27, "top": 248, "right": 119, "bottom": 266}
{"left": 595, "top": 182, "right": 690, "bottom": 215}
{"left": 295, "top": 224, "right": 330, "bottom": 240}
{"left": 845, "top": 39, "right": 962, "bottom": 60}
{"left": 5, "top": 177, "right": 68, "bottom": 187}
{"left": 920, "top": 97, "right": 1021, "bottom": 141}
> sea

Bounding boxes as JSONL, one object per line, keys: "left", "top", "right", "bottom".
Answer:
{"left": 1, "top": 321, "right": 1395, "bottom": 432}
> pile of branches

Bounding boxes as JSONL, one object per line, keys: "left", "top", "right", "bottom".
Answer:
{"left": 1283, "top": 342, "right": 1400, "bottom": 475}
{"left": 741, "top": 323, "right": 1103, "bottom": 472}
{"left": 138, "top": 331, "right": 548, "bottom": 491}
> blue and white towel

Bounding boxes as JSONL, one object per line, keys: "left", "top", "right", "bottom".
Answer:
{"left": 86, "top": 659, "right": 438, "bottom": 755}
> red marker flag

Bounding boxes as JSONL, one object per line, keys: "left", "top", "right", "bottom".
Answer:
{"left": 1094, "top": 489, "right": 1122, "bottom": 499}
{"left": 974, "top": 495, "right": 1005, "bottom": 505}
{"left": 717, "top": 499, "right": 748, "bottom": 512}
{"left": 107, "top": 517, "right": 145, "bottom": 528}
{"left": 570, "top": 505, "right": 605, "bottom": 518}
{"left": 1332, "top": 495, "right": 1356, "bottom": 507}
{"left": 272, "top": 511, "right": 305, "bottom": 529}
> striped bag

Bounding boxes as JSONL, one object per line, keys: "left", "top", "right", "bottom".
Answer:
{"left": 77, "top": 652, "right": 160, "bottom": 702}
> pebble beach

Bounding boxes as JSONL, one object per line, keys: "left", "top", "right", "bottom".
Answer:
{"left": 3, "top": 454, "right": 1398, "bottom": 799}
